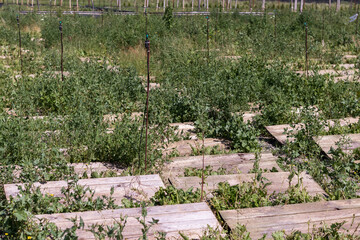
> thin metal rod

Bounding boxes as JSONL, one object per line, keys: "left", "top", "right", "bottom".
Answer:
{"left": 200, "top": 131, "right": 205, "bottom": 201}
{"left": 305, "top": 22, "right": 308, "bottom": 79}
{"left": 144, "top": 12, "right": 150, "bottom": 172}
{"left": 356, "top": 11, "right": 359, "bottom": 35}
{"left": 321, "top": 10, "right": 324, "bottom": 41}
{"left": 17, "top": 15, "right": 22, "bottom": 74}
{"left": 206, "top": 16, "right": 209, "bottom": 61}
{"left": 274, "top": 11, "right": 276, "bottom": 40}
{"left": 59, "top": 21, "right": 64, "bottom": 81}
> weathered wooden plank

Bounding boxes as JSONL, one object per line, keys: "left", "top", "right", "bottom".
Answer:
{"left": 35, "top": 203, "right": 221, "bottom": 240}
{"left": 172, "top": 172, "right": 326, "bottom": 197}
{"left": 220, "top": 198, "right": 360, "bottom": 220}
{"left": 4, "top": 175, "right": 164, "bottom": 204}
{"left": 163, "top": 138, "right": 229, "bottom": 157}
{"left": 165, "top": 152, "right": 282, "bottom": 177}
{"left": 266, "top": 117, "right": 359, "bottom": 144}
{"left": 314, "top": 133, "right": 360, "bottom": 157}
{"left": 169, "top": 122, "right": 197, "bottom": 139}
{"left": 0, "top": 162, "right": 124, "bottom": 182}
{"left": 220, "top": 198, "right": 360, "bottom": 239}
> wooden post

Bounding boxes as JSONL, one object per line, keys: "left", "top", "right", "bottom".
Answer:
{"left": 294, "top": 0, "right": 297, "bottom": 11}
{"left": 76, "top": 0, "right": 78, "bottom": 10}
{"left": 336, "top": 0, "right": 340, "bottom": 12}
{"left": 69, "top": 0, "right": 71, "bottom": 10}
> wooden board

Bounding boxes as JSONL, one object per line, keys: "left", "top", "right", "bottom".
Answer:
{"left": 171, "top": 172, "right": 326, "bottom": 197}
{"left": 314, "top": 133, "right": 360, "bottom": 157}
{"left": 220, "top": 198, "right": 360, "bottom": 239}
{"left": 295, "top": 69, "right": 356, "bottom": 76}
{"left": 0, "top": 162, "right": 124, "bottom": 182}
{"left": 266, "top": 117, "right": 359, "bottom": 144}
{"left": 169, "top": 122, "right": 197, "bottom": 139}
{"left": 35, "top": 202, "right": 221, "bottom": 240}
{"left": 4, "top": 175, "right": 164, "bottom": 205}
{"left": 163, "top": 138, "right": 229, "bottom": 157}
{"left": 165, "top": 152, "right": 282, "bottom": 178}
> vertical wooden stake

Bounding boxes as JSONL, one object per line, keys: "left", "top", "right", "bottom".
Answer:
{"left": 305, "top": 22, "right": 308, "bottom": 79}
{"left": 59, "top": 21, "right": 64, "bottom": 81}
{"left": 144, "top": 12, "right": 150, "bottom": 173}
{"left": 17, "top": 15, "right": 22, "bottom": 75}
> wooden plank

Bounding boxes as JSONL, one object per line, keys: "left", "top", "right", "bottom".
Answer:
{"left": 165, "top": 152, "right": 282, "bottom": 177}
{"left": 172, "top": 172, "right": 326, "bottom": 197}
{"left": 163, "top": 138, "right": 229, "bottom": 157}
{"left": 4, "top": 175, "right": 165, "bottom": 205}
{"left": 0, "top": 162, "right": 124, "bottom": 182}
{"left": 314, "top": 133, "right": 360, "bottom": 157}
{"left": 169, "top": 122, "right": 197, "bottom": 139}
{"left": 266, "top": 117, "right": 359, "bottom": 144}
{"left": 220, "top": 198, "right": 360, "bottom": 239}
{"left": 35, "top": 203, "right": 221, "bottom": 240}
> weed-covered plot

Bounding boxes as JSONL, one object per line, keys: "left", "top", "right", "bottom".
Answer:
{"left": 172, "top": 172, "right": 325, "bottom": 197}
{"left": 266, "top": 117, "right": 359, "bottom": 144}
{"left": 35, "top": 203, "right": 221, "bottom": 239}
{"left": 314, "top": 134, "right": 360, "bottom": 158}
{"left": 165, "top": 152, "right": 282, "bottom": 178}
{"left": 220, "top": 199, "right": 360, "bottom": 239}
{"left": 4, "top": 175, "right": 165, "bottom": 204}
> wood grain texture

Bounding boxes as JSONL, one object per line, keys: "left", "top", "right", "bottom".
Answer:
{"left": 314, "top": 133, "right": 360, "bottom": 157}
{"left": 171, "top": 172, "right": 326, "bottom": 197}
{"left": 221, "top": 198, "right": 360, "bottom": 239}
{"left": 35, "top": 202, "right": 222, "bottom": 240}
{"left": 4, "top": 175, "right": 165, "bottom": 204}
{"left": 266, "top": 117, "right": 359, "bottom": 144}
{"left": 163, "top": 138, "right": 229, "bottom": 156}
{"left": 165, "top": 153, "right": 282, "bottom": 180}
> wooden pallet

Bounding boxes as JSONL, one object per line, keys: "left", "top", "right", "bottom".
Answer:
{"left": 165, "top": 152, "right": 282, "bottom": 179}
{"left": 314, "top": 133, "right": 360, "bottom": 157}
{"left": 4, "top": 175, "right": 164, "bottom": 204}
{"left": 163, "top": 138, "right": 229, "bottom": 157}
{"left": 171, "top": 172, "right": 326, "bottom": 197}
{"left": 266, "top": 117, "right": 359, "bottom": 144}
{"left": 35, "top": 202, "right": 222, "bottom": 240}
{"left": 220, "top": 198, "right": 360, "bottom": 239}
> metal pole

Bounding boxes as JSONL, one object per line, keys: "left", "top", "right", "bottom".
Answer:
{"left": 17, "top": 15, "right": 22, "bottom": 75}
{"left": 200, "top": 131, "right": 205, "bottom": 201}
{"left": 274, "top": 10, "right": 276, "bottom": 40}
{"left": 206, "top": 16, "right": 209, "bottom": 61}
{"left": 305, "top": 22, "right": 308, "bottom": 79}
{"left": 144, "top": 12, "right": 150, "bottom": 172}
{"left": 59, "top": 21, "right": 64, "bottom": 81}
{"left": 356, "top": 11, "right": 359, "bottom": 35}
{"left": 322, "top": 10, "right": 324, "bottom": 41}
